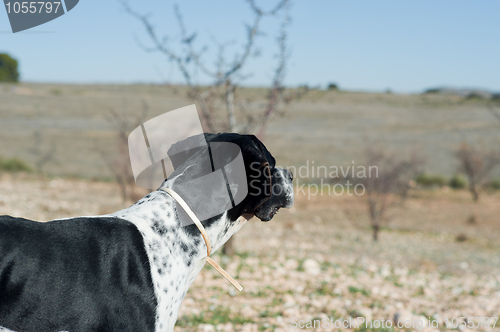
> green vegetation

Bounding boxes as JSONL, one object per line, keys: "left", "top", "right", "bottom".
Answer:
{"left": 489, "top": 178, "right": 500, "bottom": 190}
{"left": 314, "top": 281, "right": 333, "bottom": 296}
{"left": 327, "top": 82, "right": 339, "bottom": 91}
{"left": 449, "top": 174, "right": 467, "bottom": 189}
{"left": 415, "top": 173, "right": 447, "bottom": 187}
{"left": 295, "top": 259, "right": 305, "bottom": 272}
{"left": 176, "top": 305, "right": 253, "bottom": 327}
{"left": 0, "top": 53, "right": 19, "bottom": 82}
{"left": 348, "top": 286, "right": 370, "bottom": 296}
{"left": 0, "top": 156, "right": 31, "bottom": 172}
{"left": 258, "top": 310, "right": 281, "bottom": 318}
{"left": 414, "top": 173, "right": 470, "bottom": 190}
{"left": 175, "top": 312, "right": 206, "bottom": 327}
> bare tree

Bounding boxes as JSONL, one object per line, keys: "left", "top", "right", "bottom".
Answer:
{"left": 455, "top": 142, "right": 500, "bottom": 202}
{"left": 102, "top": 101, "right": 150, "bottom": 202}
{"left": 362, "top": 144, "right": 424, "bottom": 241}
{"left": 120, "top": 0, "right": 306, "bottom": 135}
{"left": 121, "top": 0, "right": 303, "bottom": 254}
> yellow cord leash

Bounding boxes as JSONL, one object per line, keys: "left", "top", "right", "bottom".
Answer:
{"left": 162, "top": 187, "right": 243, "bottom": 291}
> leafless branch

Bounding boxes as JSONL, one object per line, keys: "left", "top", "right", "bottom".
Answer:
{"left": 455, "top": 141, "right": 500, "bottom": 202}
{"left": 360, "top": 143, "right": 424, "bottom": 241}
{"left": 120, "top": 0, "right": 297, "bottom": 137}
{"left": 101, "top": 101, "right": 150, "bottom": 202}
{"left": 255, "top": 1, "right": 290, "bottom": 137}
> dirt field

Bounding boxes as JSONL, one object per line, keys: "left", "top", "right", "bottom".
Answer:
{"left": 1, "top": 173, "right": 499, "bottom": 332}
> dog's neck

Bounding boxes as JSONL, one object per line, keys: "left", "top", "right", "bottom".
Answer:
{"left": 116, "top": 189, "right": 248, "bottom": 258}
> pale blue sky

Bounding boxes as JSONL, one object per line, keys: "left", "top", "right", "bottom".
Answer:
{"left": 1, "top": 0, "right": 499, "bottom": 93}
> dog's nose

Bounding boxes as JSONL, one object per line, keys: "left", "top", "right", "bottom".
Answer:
{"left": 287, "top": 169, "right": 293, "bottom": 181}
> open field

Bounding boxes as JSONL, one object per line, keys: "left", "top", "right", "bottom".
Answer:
{"left": 0, "top": 174, "right": 499, "bottom": 331}
{"left": 1, "top": 83, "right": 500, "bottom": 180}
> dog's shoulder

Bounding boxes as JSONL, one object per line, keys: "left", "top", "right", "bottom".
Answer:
{"left": 0, "top": 215, "right": 157, "bottom": 332}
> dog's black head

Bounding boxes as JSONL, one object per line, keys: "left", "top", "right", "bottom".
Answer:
{"left": 164, "top": 133, "right": 293, "bottom": 222}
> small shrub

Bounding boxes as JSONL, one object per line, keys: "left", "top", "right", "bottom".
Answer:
{"left": 0, "top": 156, "right": 32, "bottom": 172}
{"left": 415, "top": 173, "right": 447, "bottom": 187}
{"left": 327, "top": 83, "right": 339, "bottom": 91}
{"left": 489, "top": 178, "right": 500, "bottom": 190}
{"left": 449, "top": 174, "right": 467, "bottom": 189}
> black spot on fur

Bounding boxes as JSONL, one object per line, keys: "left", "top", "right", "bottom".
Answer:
{"left": 152, "top": 219, "right": 168, "bottom": 236}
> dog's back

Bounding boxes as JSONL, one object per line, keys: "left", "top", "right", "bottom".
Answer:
{"left": 0, "top": 216, "right": 157, "bottom": 332}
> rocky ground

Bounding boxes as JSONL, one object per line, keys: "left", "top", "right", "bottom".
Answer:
{"left": 1, "top": 174, "right": 499, "bottom": 332}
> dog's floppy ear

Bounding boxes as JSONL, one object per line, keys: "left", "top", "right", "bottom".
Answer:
{"left": 242, "top": 135, "right": 275, "bottom": 167}
{"left": 239, "top": 135, "right": 276, "bottom": 212}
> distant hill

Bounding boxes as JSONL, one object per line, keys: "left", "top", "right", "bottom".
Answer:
{"left": 423, "top": 87, "right": 500, "bottom": 100}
